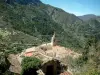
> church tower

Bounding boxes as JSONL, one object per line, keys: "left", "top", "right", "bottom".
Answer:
{"left": 51, "top": 32, "right": 57, "bottom": 46}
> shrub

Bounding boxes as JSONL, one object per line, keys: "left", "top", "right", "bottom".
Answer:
{"left": 21, "top": 57, "right": 42, "bottom": 75}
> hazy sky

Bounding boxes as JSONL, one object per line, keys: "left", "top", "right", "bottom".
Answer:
{"left": 41, "top": 0, "right": 100, "bottom": 16}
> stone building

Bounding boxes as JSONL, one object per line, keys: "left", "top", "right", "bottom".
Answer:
{"left": 8, "top": 33, "right": 81, "bottom": 75}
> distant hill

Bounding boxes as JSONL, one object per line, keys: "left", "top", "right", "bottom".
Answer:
{"left": 78, "top": 14, "right": 97, "bottom": 21}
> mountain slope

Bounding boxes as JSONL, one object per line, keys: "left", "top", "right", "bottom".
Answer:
{"left": 96, "top": 16, "right": 100, "bottom": 22}
{"left": 0, "top": 2, "right": 64, "bottom": 45}
{"left": 42, "top": 4, "right": 85, "bottom": 48}
{"left": 1, "top": 0, "right": 100, "bottom": 49}
{"left": 0, "top": 1, "right": 85, "bottom": 49}
{"left": 45, "top": 5, "right": 82, "bottom": 25}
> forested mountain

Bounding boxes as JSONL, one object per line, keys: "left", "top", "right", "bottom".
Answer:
{"left": 0, "top": 0, "right": 84, "bottom": 48}
{"left": 0, "top": 0, "right": 100, "bottom": 75}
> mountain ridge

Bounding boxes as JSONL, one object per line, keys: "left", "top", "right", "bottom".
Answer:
{"left": 78, "top": 14, "right": 99, "bottom": 21}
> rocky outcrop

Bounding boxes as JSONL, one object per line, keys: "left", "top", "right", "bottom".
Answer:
{"left": 7, "top": 54, "right": 21, "bottom": 74}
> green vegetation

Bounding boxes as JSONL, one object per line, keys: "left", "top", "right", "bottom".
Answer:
{"left": 0, "top": 0, "right": 100, "bottom": 75}
{"left": 0, "top": 1, "right": 83, "bottom": 48}
{"left": 69, "top": 35, "right": 100, "bottom": 75}
{"left": 0, "top": 29, "right": 20, "bottom": 75}
{"left": 21, "top": 57, "right": 42, "bottom": 75}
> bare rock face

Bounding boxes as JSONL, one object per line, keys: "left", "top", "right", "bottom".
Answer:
{"left": 37, "top": 69, "right": 45, "bottom": 75}
{"left": 7, "top": 54, "right": 22, "bottom": 74}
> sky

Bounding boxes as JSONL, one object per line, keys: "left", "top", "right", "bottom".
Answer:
{"left": 41, "top": 0, "right": 100, "bottom": 16}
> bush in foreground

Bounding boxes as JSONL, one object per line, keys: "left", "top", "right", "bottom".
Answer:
{"left": 21, "top": 57, "right": 42, "bottom": 75}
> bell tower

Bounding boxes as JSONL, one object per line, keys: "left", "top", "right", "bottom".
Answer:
{"left": 51, "top": 32, "right": 57, "bottom": 46}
